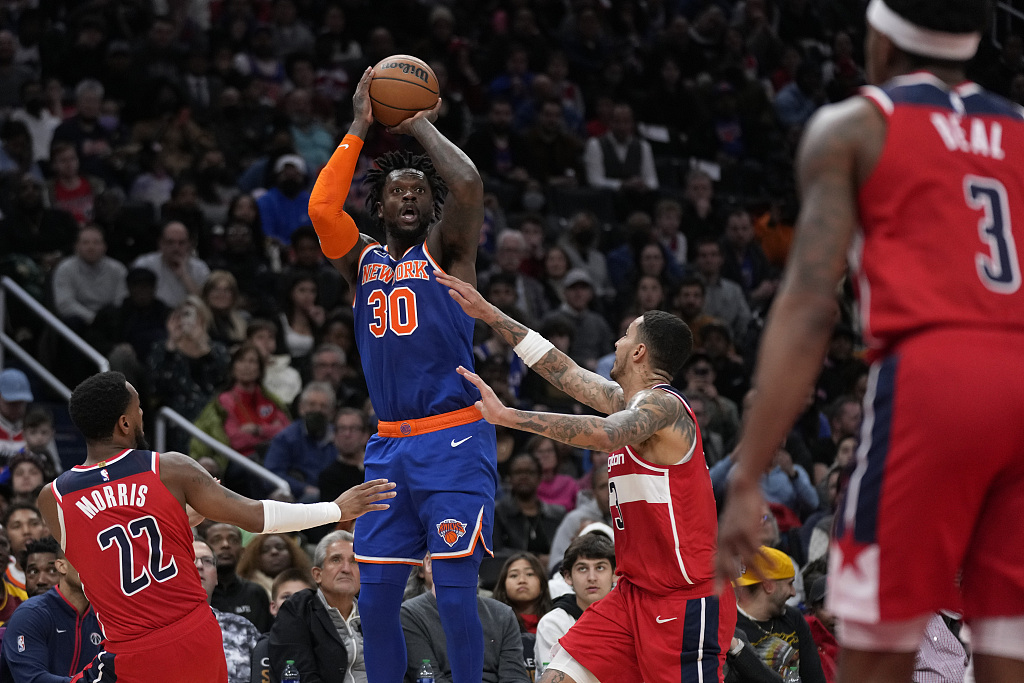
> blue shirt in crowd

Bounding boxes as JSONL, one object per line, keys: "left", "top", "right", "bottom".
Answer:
{"left": 0, "top": 587, "right": 102, "bottom": 683}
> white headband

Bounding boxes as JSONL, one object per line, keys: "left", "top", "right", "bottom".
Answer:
{"left": 867, "top": 0, "right": 981, "bottom": 61}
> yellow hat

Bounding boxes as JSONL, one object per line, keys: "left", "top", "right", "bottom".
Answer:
{"left": 733, "top": 547, "right": 795, "bottom": 586}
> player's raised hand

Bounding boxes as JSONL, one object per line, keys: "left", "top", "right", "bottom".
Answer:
{"left": 387, "top": 97, "right": 442, "bottom": 136}
{"left": 351, "top": 67, "right": 374, "bottom": 130}
{"left": 716, "top": 470, "right": 768, "bottom": 583}
{"left": 435, "top": 271, "right": 498, "bottom": 323}
{"left": 457, "top": 365, "right": 510, "bottom": 425}
{"left": 333, "top": 478, "right": 397, "bottom": 521}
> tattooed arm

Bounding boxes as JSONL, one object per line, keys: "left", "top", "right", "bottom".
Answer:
{"left": 459, "top": 368, "right": 691, "bottom": 465}
{"left": 438, "top": 271, "right": 625, "bottom": 414}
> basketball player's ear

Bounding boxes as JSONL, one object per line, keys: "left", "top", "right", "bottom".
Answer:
{"left": 876, "top": 31, "right": 901, "bottom": 82}
{"left": 121, "top": 416, "right": 130, "bottom": 433}
{"left": 633, "top": 342, "right": 646, "bottom": 362}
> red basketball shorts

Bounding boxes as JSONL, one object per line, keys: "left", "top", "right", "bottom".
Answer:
{"left": 559, "top": 578, "right": 736, "bottom": 683}
{"left": 74, "top": 604, "right": 228, "bottom": 683}
{"left": 829, "top": 328, "right": 1024, "bottom": 624}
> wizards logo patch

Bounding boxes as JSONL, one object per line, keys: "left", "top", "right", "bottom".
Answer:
{"left": 436, "top": 518, "right": 467, "bottom": 547}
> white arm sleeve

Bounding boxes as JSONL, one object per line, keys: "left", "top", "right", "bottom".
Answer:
{"left": 261, "top": 500, "right": 341, "bottom": 534}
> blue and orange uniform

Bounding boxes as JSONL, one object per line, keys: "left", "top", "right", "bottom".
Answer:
{"left": 50, "top": 449, "right": 227, "bottom": 682}
{"left": 831, "top": 73, "right": 1024, "bottom": 626}
{"left": 352, "top": 241, "right": 497, "bottom": 566}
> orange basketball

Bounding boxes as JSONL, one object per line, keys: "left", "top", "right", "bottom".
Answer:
{"left": 369, "top": 55, "right": 440, "bottom": 127}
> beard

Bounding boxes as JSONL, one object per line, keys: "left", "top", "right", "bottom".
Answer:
{"left": 134, "top": 425, "right": 150, "bottom": 450}
{"left": 385, "top": 214, "right": 432, "bottom": 242}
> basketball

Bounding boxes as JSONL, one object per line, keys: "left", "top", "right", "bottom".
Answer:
{"left": 369, "top": 55, "right": 440, "bottom": 127}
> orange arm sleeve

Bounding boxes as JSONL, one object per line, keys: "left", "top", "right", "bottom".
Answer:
{"left": 308, "top": 134, "right": 364, "bottom": 259}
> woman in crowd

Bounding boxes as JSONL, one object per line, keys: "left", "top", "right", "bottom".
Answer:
{"left": 148, "top": 296, "right": 230, "bottom": 451}
{"left": 539, "top": 244, "right": 572, "bottom": 309}
{"left": 5, "top": 452, "right": 47, "bottom": 506}
{"left": 191, "top": 342, "right": 291, "bottom": 464}
{"left": 529, "top": 435, "right": 579, "bottom": 512}
{"left": 235, "top": 532, "right": 313, "bottom": 598}
{"left": 279, "top": 273, "right": 323, "bottom": 363}
{"left": 202, "top": 270, "right": 249, "bottom": 348}
{"left": 491, "top": 552, "right": 553, "bottom": 634}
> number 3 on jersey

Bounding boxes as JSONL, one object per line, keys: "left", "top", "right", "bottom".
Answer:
{"left": 97, "top": 515, "right": 178, "bottom": 596}
{"left": 367, "top": 287, "right": 419, "bottom": 337}
{"left": 965, "top": 175, "right": 1021, "bottom": 294}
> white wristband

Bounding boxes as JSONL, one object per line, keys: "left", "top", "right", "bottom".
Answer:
{"left": 261, "top": 500, "right": 341, "bottom": 534}
{"left": 513, "top": 330, "right": 555, "bottom": 367}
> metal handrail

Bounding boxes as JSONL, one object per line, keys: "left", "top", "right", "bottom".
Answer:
{"left": 0, "top": 276, "right": 109, "bottom": 372}
{"left": 0, "top": 332, "right": 72, "bottom": 400}
{"left": 154, "top": 407, "right": 292, "bottom": 498}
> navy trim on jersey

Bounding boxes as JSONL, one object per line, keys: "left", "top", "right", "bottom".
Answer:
{"left": 881, "top": 79, "right": 1024, "bottom": 121}
{"left": 654, "top": 383, "right": 685, "bottom": 401}
{"left": 54, "top": 450, "right": 152, "bottom": 497}
{"left": 681, "top": 595, "right": 720, "bottom": 683}
{"left": 960, "top": 91, "right": 1024, "bottom": 120}
{"left": 846, "top": 355, "right": 898, "bottom": 545}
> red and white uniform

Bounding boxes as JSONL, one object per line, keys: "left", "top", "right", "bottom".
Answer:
{"left": 559, "top": 384, "right": 735, "bottom": 683}
{"left": 830, "top": 74, "right": 1024, "bottom": 627}
{"left": 855, "top": 73, "right": 1024, "bottom": 359}
{"left": 52, "top": 449, "right": 226, "bottom": 682}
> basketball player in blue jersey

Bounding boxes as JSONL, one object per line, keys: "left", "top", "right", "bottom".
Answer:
{"left": 308, "top": 68, "right": 495, "bottom": 683}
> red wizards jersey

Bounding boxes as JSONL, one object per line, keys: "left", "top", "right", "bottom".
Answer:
{"left": 856, "top": 73, "right": 1024, "bottom": 359}
{"left": 51, "top": 449, "right": 208, "bottom": 643}
{"left": 607, "top": 385, "right": 718, "bottom": 596}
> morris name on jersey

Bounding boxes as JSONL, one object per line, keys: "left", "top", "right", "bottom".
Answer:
{"left": 73, "top": 483, "right": 148, "bottom": 519}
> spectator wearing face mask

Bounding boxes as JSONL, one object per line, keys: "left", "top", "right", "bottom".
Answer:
{"left": 263, "top": 382, "right": 337, "bottom": 501}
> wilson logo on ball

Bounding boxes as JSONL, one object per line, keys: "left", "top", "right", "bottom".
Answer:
{"left": 380, "top": 61, "right": 431, "bottom": 84}
{"left": 436, "top": 518, "right": 468, "bottom": 547}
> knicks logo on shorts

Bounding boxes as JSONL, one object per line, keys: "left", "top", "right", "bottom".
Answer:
{"left": 436, "top": 518, "right": 468, "bottom": 547}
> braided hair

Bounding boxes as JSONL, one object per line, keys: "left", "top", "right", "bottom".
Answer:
{"left": 364, "top": 150, "right": 448, "bottom": 229}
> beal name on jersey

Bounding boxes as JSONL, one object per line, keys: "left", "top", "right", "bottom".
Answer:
{"left": 931, "top": 114, "right": 1006, "bottom": 159}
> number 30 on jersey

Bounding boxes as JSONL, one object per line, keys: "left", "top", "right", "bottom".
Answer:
{"left": 367, "top": 287, "right": 420, "bottom": 337}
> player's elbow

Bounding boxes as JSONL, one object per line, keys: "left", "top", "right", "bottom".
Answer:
{"left": 447, "top": 167, "right": 484, "bottom": 201}
{"left": 307, "top": 195, "right": 331, "bottom": 229}
{"left": 595, "top": 431, "right": 621, "bottom": 453}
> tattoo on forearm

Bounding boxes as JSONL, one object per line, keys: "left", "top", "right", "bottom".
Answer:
{"left": 492, "top": 315, "right": 528, "bottom": 346}
{"left": 540, "top": 672, "right": 572, "bottom": 683}
{"left": 530, "top": 350, "right": 625, "bottom": 413}
{"left": 507, "top": 390, "right": 688, "bottom": 451}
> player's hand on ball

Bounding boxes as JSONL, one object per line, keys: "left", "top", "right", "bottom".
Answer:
{"left": 352, "top": 67, "right": 374, "bottom": 128}
{"left": 386, "top": 98, "right": 442, "bottom": 136}
{"left": 457, "top": 366, "right": 509, "bottom": 425}
{"left": 435, "top": 271, "right": 498, "bottom": 322}
{"left": 334, "top": 478, "right": 397, "bottom": 521}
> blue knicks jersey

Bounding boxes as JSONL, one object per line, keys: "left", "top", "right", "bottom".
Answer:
{"left": 353, "top": 242, "right": 478, "bottom": 422}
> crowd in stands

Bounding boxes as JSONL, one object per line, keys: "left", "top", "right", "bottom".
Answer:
{"left": 1, "top": 0, "right": 1019, "bottom": 680}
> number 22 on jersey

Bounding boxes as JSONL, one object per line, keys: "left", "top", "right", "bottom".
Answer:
{"left": 97, "top": 515, "right": 178, "bottom": 596}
